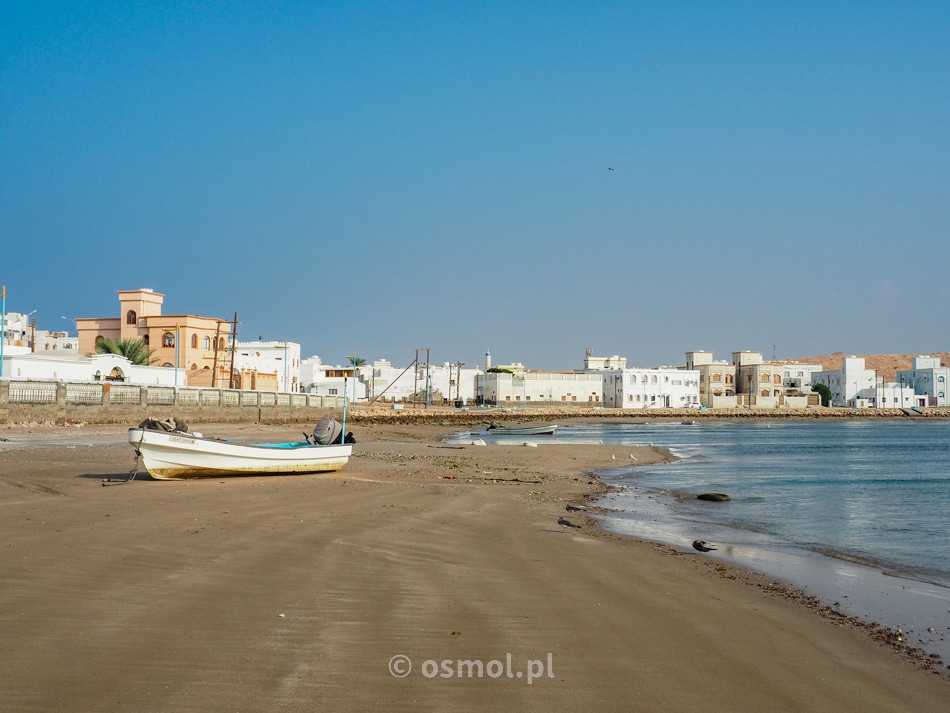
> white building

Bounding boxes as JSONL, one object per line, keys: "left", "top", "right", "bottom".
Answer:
{"left": 896, "top": 356, "right": 950, "bottom": 408}
{"left": 777, "top": 362, "right": 823, "bottom": 395}
{"left": 1, "top": 352, "right": 178, "bottom": 385}
{"left": 299, "top": 356, "right": 367, "bottom": 401}
{"left": 581, "top": 350, "right": 627, "bottom": 371}
{"left": 0, "top": 311, "right": 76, "bottom": 356}
{"left": 477, "top": 359, "right": 604, "bottom": 406}
{"left": 873, "top": 380, "right": 917, "bottom": 409}
{"left": 811, "top": 356, "right": 879, "bottom": 407}
{"left": 425, "top": 362, "right": 481, "bottom": 405}
{"left": 33, "top": 330, "right": 79, "bottom": 353}
{"left": 232, "top": 340, "right": 301, "bottom": 392}
{"left": 358, "top": 359, "right": 418, "bottom": 403}
{"left": 300, "top": 356, "right": 482, "bottom": 405}
{"left": 602, "top": 367, "right": 701, "bottom": 409}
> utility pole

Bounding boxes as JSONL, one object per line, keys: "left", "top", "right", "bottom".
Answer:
{"left": 413, "top": 348, "right": 419, "bottom": 408}
{"left": 425, "top": 348, "right": 431, "bottom": 408}
{"left": 212, "top": 321, "right": 222, "bottom": 387}
{"left": 413, "top": 347, "right": 431, "bottom": 408}
{"left": 228, "top": 312, "right": 239, "bottom": 389}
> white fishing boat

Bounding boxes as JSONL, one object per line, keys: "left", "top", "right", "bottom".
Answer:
{"left": 128, "top": 424, "right": 352, "bottom": 480}
{"left": 484, "top": 421, "right": 558, "bottom": 436}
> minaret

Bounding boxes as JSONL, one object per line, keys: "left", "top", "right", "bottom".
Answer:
{"left": 486, "top": 350, "right": 492, "bottom": 370}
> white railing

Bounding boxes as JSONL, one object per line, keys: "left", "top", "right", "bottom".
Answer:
{"left": 109, "top": 384, "right": 142, "bottom": 404}
{"left": 8, "top": 380, "right": 57, "bottom": 404}
{"left": 2, "top": 379, "right": 345, "bottom": 411}
{"left": 65, "top": 382, "right": 103, "bottom": 404}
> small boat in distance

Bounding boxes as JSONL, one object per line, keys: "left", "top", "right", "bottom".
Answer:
{"left": 484, "top": 421, "right": 558, "bottom": 436}
{"left": 129, "top": 420, "right": 352, "bottom": 480}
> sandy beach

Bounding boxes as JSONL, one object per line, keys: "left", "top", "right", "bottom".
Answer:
{"left": 1, "top": 420, "right": 947, "bottom": 712}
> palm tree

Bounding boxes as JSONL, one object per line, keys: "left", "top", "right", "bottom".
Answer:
{"left": 347, "top": 354, "right": 367, "bottom": 367}
{"left": 95, "top": 337, "right": 157, "bottom": 366}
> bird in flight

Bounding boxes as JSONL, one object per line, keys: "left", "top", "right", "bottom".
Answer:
{"left": 608, "top": 167, "right": 614, "bottom": 171}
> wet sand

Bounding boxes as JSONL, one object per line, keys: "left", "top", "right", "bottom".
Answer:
{"left": 0, "top": 422, "right": 947, "bottom": 712}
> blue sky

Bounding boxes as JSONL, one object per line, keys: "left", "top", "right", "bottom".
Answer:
{"left": 2, "top": 1, "right": 948, "bottom": 370}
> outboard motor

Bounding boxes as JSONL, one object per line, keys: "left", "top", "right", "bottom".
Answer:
{"left": 310, "top": 417, "right": 344, "bottom": 445}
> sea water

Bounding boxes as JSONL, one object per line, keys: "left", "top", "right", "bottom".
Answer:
{"left": 450, "top": 419, "right": 950, "bottom": 661}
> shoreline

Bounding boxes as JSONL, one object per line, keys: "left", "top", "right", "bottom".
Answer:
{"left": 1, "top": 422, "right": 947, "bottom": 711}
{"left": 5, "top": 404, "right": 950, "bottom": 430}
{"left": 594, "top": 485, "right": 950, "bottom": 670}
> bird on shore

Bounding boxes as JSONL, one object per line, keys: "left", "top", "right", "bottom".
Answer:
{"left": 558, "top": 517, "right": 581, "bottom": 529}
{"left": 566, "top": 504, "right": 587, "bottom": 512}
{"left": 692, "top": 540, "right": 717, "bottom": 552}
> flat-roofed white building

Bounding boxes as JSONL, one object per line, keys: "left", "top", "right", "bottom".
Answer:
{"left": 602, "top": 367, "right": 700, "bottom": 409}
{"left": 361, "top": 359, "right": 482, "bottom": 405}
{"left": 233, "top": 340, "right": 301, "bottom": 392}
{"left": 811, "top": 356, "right": 878, "bottom": 407}
{"left": 777, "top": 362, "right": 823, "bottom": 395}
{"left": 0, "top": 351, "right": 177, "bottom": 385}
{"left": 896, "top": 356, "right": 950, "bottom": 408}
{"left": 477, "top": 367, "right": 604, "bottom": 406}
{"left": 300, "top": 356, "right": 367, "bottom": 401}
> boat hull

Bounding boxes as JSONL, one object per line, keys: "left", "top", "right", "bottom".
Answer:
{"left": 485, "top": 424, "right": 558, "bottom": 436}
{"left": 129, "top": 428, "right": 352, "bottom": 480}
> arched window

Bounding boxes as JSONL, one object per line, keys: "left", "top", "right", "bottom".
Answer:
{"left": 725, "top": 374, "right": 733, "bottom": 384}
{"left": 191, "top": 333, "right": 198, "bottom": 349}
{"left": 162, "top": 362, "right": 173, "bottom": 368}
{"left": 774, "top": 374, "right": 782, "bottom": 384}
{"left": 711, "top": 373, "right": 722, "bottom": 382}
{"left": 218, "top": 337, "right": 226, "bottom": 350}
{"left": 191, "top": 363, "right": 198, "bottom": 370}
{"left": 142, "top": 334, "right": 149, "bottom": 345}
{"left": 760, "top": 389, "right": 770, "bottom": 397}
{"left": 94, "top": 336, "right": 106, "bottom": 348}
{"left": 204, "top": 336, "right": 211, "bottom": 350}
{"left": 126, "top": 310, "right": 137, "bottom": 325}
{"left": 162, "top": 332, "right": 175, "bottom": 348}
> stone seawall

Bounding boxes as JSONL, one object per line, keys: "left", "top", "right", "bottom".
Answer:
{"left": 2, "top": 402, "right": 948, "bottom": 428}
{"left": 345, "top": 406, "right": 950, "bottom": 427}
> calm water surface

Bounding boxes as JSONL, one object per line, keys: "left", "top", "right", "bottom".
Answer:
{"left": 578, "top": 420, "right": 950, "bottom": 588}
{"left": 449, "top": 419, "right": 950, "bottom": 659}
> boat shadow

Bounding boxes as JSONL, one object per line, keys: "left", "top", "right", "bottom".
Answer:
{"left": 75, "top": 471, "right": 157, "bottom": 482}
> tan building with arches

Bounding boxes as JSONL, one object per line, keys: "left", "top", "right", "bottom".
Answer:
{"left": 75, "top": 289, "right": 234, "bottom": 387}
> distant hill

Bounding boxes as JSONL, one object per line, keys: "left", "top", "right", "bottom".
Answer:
{"left": 790, "top": 352, "right": 950, "bottom": 382}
